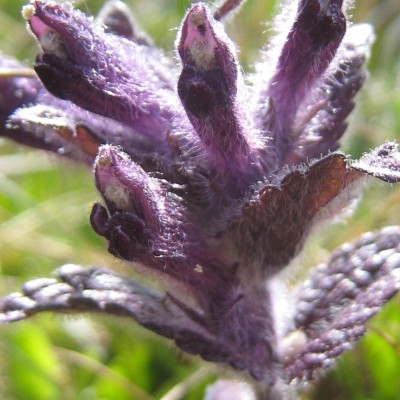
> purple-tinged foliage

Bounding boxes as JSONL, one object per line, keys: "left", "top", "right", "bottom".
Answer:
{"left": 285, "top": 226, "right": 400, "bottom": 382}
{"left": 0, "top": 0, "right": 400, "bottom": 398}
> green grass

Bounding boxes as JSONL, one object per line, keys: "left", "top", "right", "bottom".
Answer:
{"left": 0, "top": 0, "right": 400, "bottom": 399}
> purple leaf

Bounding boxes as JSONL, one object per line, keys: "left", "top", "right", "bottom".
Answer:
{"left": 222, "top": 144, "right": 400, "bottom": 276}
{"left": 285, "top": 226, "right": 400, "bottom": 381}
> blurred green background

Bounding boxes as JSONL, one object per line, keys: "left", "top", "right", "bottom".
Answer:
{"left": 0, "top": 0, "right": 399, "bottom": 399}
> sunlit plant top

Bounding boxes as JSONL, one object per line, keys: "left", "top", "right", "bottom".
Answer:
{"left": 0, "top": 0, "right": 400, "bottom": 398}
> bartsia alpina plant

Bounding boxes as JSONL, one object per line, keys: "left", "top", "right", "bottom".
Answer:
{"left": 0, "top": 0, "right": 400, "bottom": 398}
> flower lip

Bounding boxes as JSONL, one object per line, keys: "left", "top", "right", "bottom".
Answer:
{"left": 25, "top": 1, "right": 88, "bottom": 64}
{"left": 94, "top": 145, "right": 162, "bottom": 234}
{"left": 178, "top": 4, "right": 218, "bottom": 71}
{"left": 187, "top": 4, "right": 209, "bottom": 37}
{"left": 96, "top": 146, "right": 114, "bottom": 169}
{"left": 29, "top": 16, "right": 71, "bottom": 61}
{"left": 96, "top": 145, "right": 132, "bottom": 172}
{"left": 94, "top": 146, "right": 134, "bottom": 213}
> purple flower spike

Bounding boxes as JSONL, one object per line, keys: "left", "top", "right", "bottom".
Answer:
{"left": 0, "top": 0, "right": 400, "bottom": 397}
